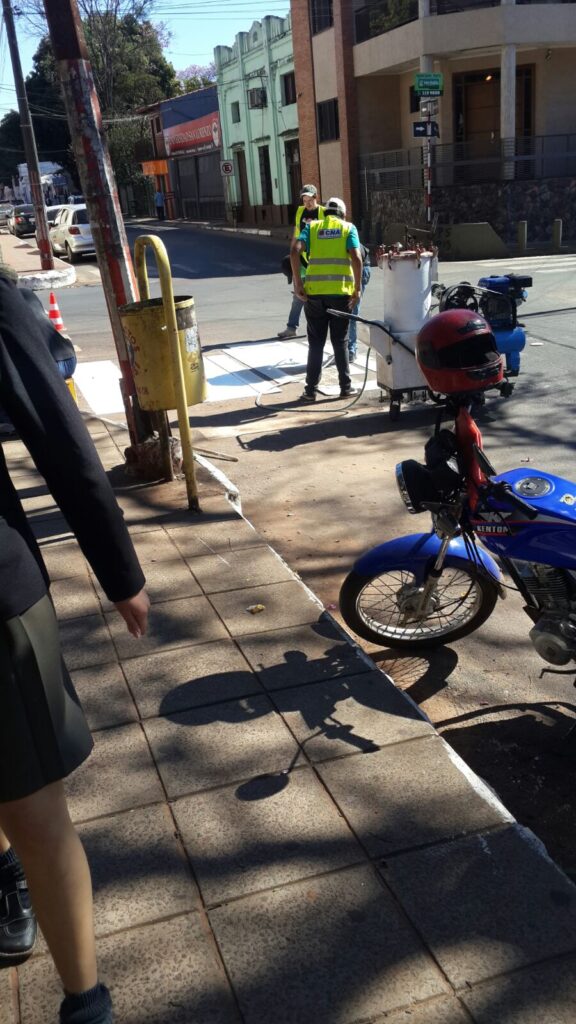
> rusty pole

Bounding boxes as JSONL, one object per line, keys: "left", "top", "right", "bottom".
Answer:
{"left": 42, "top": 0, "right": 152, "bottom": 449}
{"left": 2, "top": 0, "right": 54, "bottom": 270}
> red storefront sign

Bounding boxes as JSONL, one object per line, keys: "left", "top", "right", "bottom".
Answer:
{"left": 163, "top": 111, "right": 221, "bottom": 156}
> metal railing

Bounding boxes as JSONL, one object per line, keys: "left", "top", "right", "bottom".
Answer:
{"left": 355, "top": 0, "right": 418, "bottom": 43}
{"left": 360, "top": 134, "right": 576, "bottom": 190}
{"left": 357, "top": 0, "right": 574, "bottom": 38}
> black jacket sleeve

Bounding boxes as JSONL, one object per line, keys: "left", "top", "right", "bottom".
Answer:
{"left": 0, "top": 278, "right": 145, "bottom": 603}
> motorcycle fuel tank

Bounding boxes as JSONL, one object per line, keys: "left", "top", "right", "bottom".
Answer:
{"left": 472, "top": 467, "right": 576, "bottom": 568}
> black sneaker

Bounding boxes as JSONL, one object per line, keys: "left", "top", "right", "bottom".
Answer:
{"left": 340, "top": 386, "right": 359, "bottom": 398}
{"left": 0, "top": 879, "right": 37, "bottom": 961}
{"left": 300, "top": 390, "right": 316, "bottom": 402}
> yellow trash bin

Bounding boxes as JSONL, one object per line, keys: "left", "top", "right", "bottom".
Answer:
{"left": 119, "top": 295, "right": 206, "bottom": 412}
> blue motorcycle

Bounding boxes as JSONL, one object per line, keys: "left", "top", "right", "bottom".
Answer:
{"left": 340, "top": 400, "right": 576, "bottom": 665}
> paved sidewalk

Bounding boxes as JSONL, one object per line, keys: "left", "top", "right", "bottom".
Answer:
{"left": 2, "top": 420, "right": 576, "bottom": 1024}
{"left": 0, "top": 229, "right": 75, "bottom": 288}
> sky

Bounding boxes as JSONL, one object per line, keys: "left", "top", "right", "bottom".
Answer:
{"left": 0, "top": 0, "right": 291, "bottom": 121}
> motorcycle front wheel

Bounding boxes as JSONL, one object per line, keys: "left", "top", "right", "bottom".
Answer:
{"left": 339, "top": 564, "right": 498, "bottom": 649}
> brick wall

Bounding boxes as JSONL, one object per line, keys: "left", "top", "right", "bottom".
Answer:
{"left": 291, "top": 0, "right": 320, "bottom": 191}
{"left": 334, "top": 0, "right": 359, "bottom": 220}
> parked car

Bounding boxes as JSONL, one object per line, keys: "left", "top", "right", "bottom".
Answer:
{"left": 7, "top": 204, "right": 36, "bottom": 237}
{"left": 0, "top": 202, "right": 13, "bottom": 226}
{"left": 35, "top": 204, "right": 68, "bottom": 248}
{"left": 49, "top": 204, "right": 95, "bottom": 262}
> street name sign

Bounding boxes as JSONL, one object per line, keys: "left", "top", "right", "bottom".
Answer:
{"left": 414, "top": 72, "right": 444, "bottom": 97}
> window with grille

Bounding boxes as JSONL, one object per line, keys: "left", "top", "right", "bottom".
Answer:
{"left": 281, "top": 72, "right": 297, "bottom": 106}
{"left": 310, "top": 0, "right": 333, "bottom": 34}
{"left": 248, "top": 87, "right": 267, "bottom": 109}
{"left": 317, "top": 98, "right": 339, "bottom": 142}
{"left": 231, "top": 101, "right": 241, "bottom": 123}
{"left": 258, "top": 146, "right": 273, "bottom": 204}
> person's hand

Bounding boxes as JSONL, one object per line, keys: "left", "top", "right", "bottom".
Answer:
{"left": 114, "top": 588, "right": 150, "bottom": 638}
{"left": 348, "top": 290, "right": 361, "bottom": 310}
{"left": 293, "top": 286, "right": 306, "bottom": 302}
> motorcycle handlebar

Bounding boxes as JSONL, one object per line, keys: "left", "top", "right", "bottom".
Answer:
{"left": 492, "top": 482, "right": 539, "bottom": 520}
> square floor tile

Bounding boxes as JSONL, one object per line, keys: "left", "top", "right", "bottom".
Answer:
{"left": 276, "top": 672, "right": 432, "bottom": 762}
{"left": 123, "top": 640, "right": 261, "bottom": 719}
{"left": 382, "top": 825, "right": 576, "bottom": 987}
{"left": 105, "top": 596, "right": 227, "bottom": 659}
{"left": 40, "top": 538, "right": 89, "bottom": 580}
{"left": 130, "top": 529, "right": 181, "bottom": 563}
{"left": 97, "top": 558, "right": 202, "bottom": 609}
{"left": 462, "top": 954, "right": 576, "bottom": 1023}
{"left": 59, "top": 613, "right": 118, "bottom": 670}
{"left": 82, "top": 804, "right": 199, "bottom": 934}
{"left": 65, "top": 723, "right": 163, "bottom": 822}
{"left": 237, "top": 619, "right": 371, "bottom": 691}
{"left": 71, "top": 662, "right": 137, "bottom": 730}
{"left": 186, "top": 545, "right": 294, "bottom": 594}
{"left": 209, "top": 581, "right": 322, "bottom": 637}
{"left": 166, "top": 515, "right": 261, "bottom": 558}
{"left": 173, "top": 767, "right": 362, "bottom": 904}
{"left": 209, "top": 865, "right": 446, "bottom": 1024}
{"left": 50, "top": 576, "right": 102, "bottom": 620}
{"left": 19, "top": 915, "right": 241, "bottom": 1024}
{"left": 0, "top": 973, "right": 12, "bottom": 1024}
{"left": 318, "top": 736, "right": 509, "bottom": 857}
{"left": 144, "top": 695, "right": 301, "bottom": 798}
{"left": 374, "top": 998, "right": 472, "bottom": 1024}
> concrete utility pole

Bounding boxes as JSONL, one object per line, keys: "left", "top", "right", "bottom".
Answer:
{"left": 2, "top": 0, "right": 53, "bottom": 270}
{"left": 42, "top": 0, "right": 152, "bottom": 449}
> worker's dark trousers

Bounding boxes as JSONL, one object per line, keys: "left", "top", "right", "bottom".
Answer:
{"left": 304, "top": 295, "right": 351, "bottom": 394}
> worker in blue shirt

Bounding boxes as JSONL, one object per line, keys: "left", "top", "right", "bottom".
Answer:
{"left": 291, "top": 196, "right": 362, "bottom": 401}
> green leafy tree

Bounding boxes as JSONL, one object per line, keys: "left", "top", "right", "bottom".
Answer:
{"left": 0, "top": 5, "right": 180, "bottom": 190}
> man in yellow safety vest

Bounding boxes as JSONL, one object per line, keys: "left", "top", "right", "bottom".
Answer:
{"left": 278, "top": 184, "right": 324, "bottom": 339}
{"left": 291, "top": 196, "right": 362, "bottom": 401}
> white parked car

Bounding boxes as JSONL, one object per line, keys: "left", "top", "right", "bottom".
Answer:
{"left": 0, "top": 201, "right": 13, "bottom": 226}
{"left": 49, "top": 204, "right": 95, "bottom": 263}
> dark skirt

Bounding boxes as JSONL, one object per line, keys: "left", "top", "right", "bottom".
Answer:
{"left": 0, "top": 594, "right": 93, "bottom": 803}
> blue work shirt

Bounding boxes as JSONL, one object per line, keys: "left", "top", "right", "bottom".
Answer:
{"left": 298, "top": 220, "right": 360, "bottom": 255}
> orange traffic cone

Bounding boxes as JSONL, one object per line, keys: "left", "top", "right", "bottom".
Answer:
{"left": 48, "top": 291, "right": 65, "bottom": 333}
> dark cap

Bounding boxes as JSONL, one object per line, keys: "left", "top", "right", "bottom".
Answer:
{"left": 300, "top": 184, "right": 317, "bottom": 197}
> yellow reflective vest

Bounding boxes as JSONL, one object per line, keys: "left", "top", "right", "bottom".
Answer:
{"left": 304, "top": 215, "right": 356, "bottom": 297}
{"left": 294, "top": 204, "right": 324, "bottom": 274}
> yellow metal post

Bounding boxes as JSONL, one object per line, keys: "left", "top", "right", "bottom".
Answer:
{"left": 133, "top": 235, "right": 200, "bottom": 511}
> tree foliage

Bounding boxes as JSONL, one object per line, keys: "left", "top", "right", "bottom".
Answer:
{"left": 0, "top": 4, "right": 180, "bottom": 186}
{"left": 176, "top": 63, "right": 216, "bottom": 95}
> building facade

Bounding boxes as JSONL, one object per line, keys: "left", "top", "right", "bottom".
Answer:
{"left": 138, "top": 86, "right": 224, "bottom": 221}
{"left": 291, "top": 0, "right": 576, "bottom": 245}
{"left": 215, "top": 14, "right": 300, "bottom": 226}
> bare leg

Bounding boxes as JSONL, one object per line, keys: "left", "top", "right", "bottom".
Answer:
{"left": 0, "top": 780, "right": 97, "bottom": 994}
{"left": 0, "top": 828, "right": 10, "bottom": 854}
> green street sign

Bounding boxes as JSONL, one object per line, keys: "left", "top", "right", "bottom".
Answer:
{"left": 414, "top": 72, "right": 444, "bottom": 97}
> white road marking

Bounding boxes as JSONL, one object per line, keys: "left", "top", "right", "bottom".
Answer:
{"left": 74, "top": 360, "right": 124, "bottom": 414}
{"left": 74, "top": 340, "right": 379, "bottom": 414}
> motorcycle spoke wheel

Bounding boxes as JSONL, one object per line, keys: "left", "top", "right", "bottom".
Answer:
{"left": 339, "top": 565, "right": 498, "bottom": 649}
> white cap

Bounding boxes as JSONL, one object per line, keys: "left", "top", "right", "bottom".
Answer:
{"left": 324, "top": 197, "right": 346, "bottom": 217}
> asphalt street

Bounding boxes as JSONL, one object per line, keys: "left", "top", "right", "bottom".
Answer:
{"left": 58, "top": 223, "right": 576, "bottom": 878}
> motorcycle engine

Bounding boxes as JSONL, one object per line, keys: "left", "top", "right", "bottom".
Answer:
{"left": 529, "top": 617, "right": 576, "bottom": 665}
{"left": 520, "top": 564, "right": 576, "bottom": 665}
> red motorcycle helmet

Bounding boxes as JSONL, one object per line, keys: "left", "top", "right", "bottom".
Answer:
{"left": 416, "top": 309, "right": 504, "bottom": 395}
